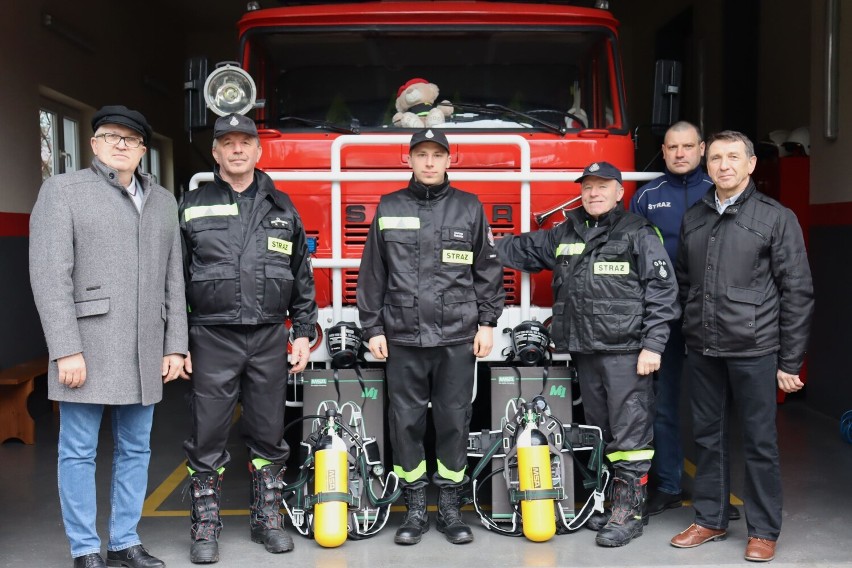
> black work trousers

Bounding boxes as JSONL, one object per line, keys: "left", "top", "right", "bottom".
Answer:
{"left": 573, "top": 352, "right": 654, "bottom": 476}
{"left": 686, "top": 350, "right": 782, "bottom": 539}
{"left": 183, "top": 324, "right": 290, "bottom": 473}
{"left": 386, "top": 343, "right": 475, "bottom": 488}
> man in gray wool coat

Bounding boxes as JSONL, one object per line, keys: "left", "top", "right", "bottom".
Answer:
{"left": 29, "top": 105, "right": 188, "bottom": 568}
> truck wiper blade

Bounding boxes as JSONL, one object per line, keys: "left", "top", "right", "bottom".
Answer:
{"left": 452, "top": 103, "right": 566, "bottom": 135}
{"left": 278, "top": 116, "right": 360, "bottom": 134}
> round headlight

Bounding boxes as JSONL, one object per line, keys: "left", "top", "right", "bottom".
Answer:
{"left": 203, "top": 63, "right": 257, "bottom": 117}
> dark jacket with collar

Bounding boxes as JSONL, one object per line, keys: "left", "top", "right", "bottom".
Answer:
{"left": 630, "top": 167, "right": 713, "bottom": 262}
{"left": 357, "top": 175, "right": 505, "bottom": 347}
{"left": 675, "top": 180, "right": 814, "bottom": 373}
{"left": 179, "top": 168, "right": 317, "bottom": 336}
{"left": 497, "top": 205, "right": 680, "bottom": 355}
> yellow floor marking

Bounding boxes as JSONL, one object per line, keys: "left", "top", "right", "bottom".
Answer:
{"left": 683, "top": 458, "right": 744, "bottom": 506}
{"left": 145, "top": 419, "right": 742, "bottom": 517}
{"left": 144, "top": 405, "right": 244, "bottom": 517}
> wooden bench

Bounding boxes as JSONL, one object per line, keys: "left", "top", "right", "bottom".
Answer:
{"left": 0, "top": 357, "right": 48, "bottom": 444}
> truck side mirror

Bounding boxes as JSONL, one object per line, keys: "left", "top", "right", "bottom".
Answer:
{"left": 651, "top": 59, "right": 682, "bottom": 135}
{"left": 184, "top": 57, "right": 209, "bottom": 132}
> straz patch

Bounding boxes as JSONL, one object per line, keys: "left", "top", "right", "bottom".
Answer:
{"left": 653, "top": 259, "right": 671, "bottom": 279}
{"left": 486, "top": 226, "right": 495, "bottom": 247}
{"left": 593, "top": 261, "right": 629, "bottom": 275}
{"left": 268, "top": 237, "right": 293, "bottom": 255}
{"left": 442, "top": 250, "right": 473, "bottom": 265}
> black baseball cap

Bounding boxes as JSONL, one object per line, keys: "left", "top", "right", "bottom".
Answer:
{"left": 91, "top": 105, "right": 152, "bottom": 146}
{"left": 576, "top": 161, "right": 623, "bottom": 185}
{"left": 409, "top": 128, "right": 450, "bottom": 153}
{"left": 213, "top": 113, "right": 259, "bottom": 139}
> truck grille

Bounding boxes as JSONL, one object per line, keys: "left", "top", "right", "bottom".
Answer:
{"left": 342, "top": 221, "right": 520, "bottom": 305}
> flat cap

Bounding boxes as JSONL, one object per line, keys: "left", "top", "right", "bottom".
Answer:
{"left": 92, "top": 105, "right": 152, "bottom": 146}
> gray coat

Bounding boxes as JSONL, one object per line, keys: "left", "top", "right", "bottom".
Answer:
{"left": 29, "top": 158, "right": 188, "bottom": 405}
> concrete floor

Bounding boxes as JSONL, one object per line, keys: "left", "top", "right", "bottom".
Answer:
{"left": 1, "top": 379, "right": 851, "bottom": 568}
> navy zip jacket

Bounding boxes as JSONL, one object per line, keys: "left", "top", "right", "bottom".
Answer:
{"left": 630, "top": 167, "right": 713, "bottom": 262}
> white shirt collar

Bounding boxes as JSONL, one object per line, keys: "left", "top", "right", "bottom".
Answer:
{"left": 714, "top": 188, "right": 745, "bottom": 214}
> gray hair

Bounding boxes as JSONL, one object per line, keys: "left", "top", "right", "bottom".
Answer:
{"left": 706, "top": 130, "right": 755, "bottom": 158}
{"left": 212, "top": 136, "right": 260, "bottom": 149}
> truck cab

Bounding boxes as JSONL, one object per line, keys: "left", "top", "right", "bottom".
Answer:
{"left": 187, "top": 1, "right": 655, "bottom": 362}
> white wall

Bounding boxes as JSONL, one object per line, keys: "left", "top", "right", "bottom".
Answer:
{"left": 810, "top": 0, "right": 852, "bottom": 205}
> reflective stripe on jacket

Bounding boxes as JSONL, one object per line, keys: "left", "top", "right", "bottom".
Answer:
{"left": 496, "top": 205, "right": 680, "bottom": 354}
{"left": 179, "top": 169, "right": 317, "bottom": 337}
{"left": 357, "top": 175, "right": 505, "bottom": 347}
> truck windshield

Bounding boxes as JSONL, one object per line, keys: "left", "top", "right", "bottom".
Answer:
{"left": 244, "top": 28, "right": 624, "bottom": 133}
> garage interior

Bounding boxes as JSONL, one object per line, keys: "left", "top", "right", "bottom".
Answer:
{"left": 1, "top": 1, "right": 851, "bottom": 567}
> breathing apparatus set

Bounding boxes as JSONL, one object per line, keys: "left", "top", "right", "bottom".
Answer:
{"left": 467, "top": 322, "right": 609, "bottom": 541}
{"left": 280, "top": 322, "right": 400, "bottom": 547}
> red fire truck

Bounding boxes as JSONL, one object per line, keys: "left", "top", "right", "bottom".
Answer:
{"left": 185, "top": 0, "right": 662, "bottom": 367}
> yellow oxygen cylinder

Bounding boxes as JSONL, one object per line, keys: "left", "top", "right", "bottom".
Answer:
{"left": 517, "top": 423, "right": 556, "bottom": 542}
{"left": 313, "top": 431, "right": 349, "bottom": 548}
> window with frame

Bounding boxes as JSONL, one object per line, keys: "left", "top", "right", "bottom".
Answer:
{"left": 139, "top": 143, "right": 162, "bottom": 185}
{"left": 39, "top": 102, "right": 82, "bottom": 180}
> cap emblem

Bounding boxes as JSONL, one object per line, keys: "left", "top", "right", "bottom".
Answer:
{"left": 425, "top": 130, "right": 434, "bottom": 139}
{"left": 229, "top": 116, "right": 239, "bottom": 126}
{"left": 589, "top": 162, "right": 600, "bottom": 172}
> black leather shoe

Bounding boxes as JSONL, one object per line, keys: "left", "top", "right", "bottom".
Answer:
{"left": 729, "top": 505, "right": 741, "bottom": 521}
{"left": 106, "top": 545, "right": 165, "bottom": 568}
{"left": 647, "top": 491, "right": 683, "bottom": 516}
{"left": 74, "top": 554, "right": 106, "bottom": 568}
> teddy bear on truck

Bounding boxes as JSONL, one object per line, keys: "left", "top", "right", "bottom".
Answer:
{"left": 392, "top": 78, "right": 454, "bottom": 128}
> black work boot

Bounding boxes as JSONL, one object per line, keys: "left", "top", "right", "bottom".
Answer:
{"left": 394, "top": 486, "right": 429, "bottom": 545}
{"left": 189, "top": 471, "right": 223, "bottom": 564}
{"left": 436, "top": 485, "right": 474, "bottom": 544}
{"left": 595, "top": 470, "right": 648, "bottom": 547}
{"left": 249, "top": 462, "right": 294, "bottom": 553}
{"left": 585, "top": 508, "right": 612, "bottom": 531}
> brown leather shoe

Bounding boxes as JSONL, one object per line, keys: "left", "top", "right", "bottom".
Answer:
{"left": 670, "top": 523, "right": 727, "bottom": 548}
{"left": 745, "top": 537, "right": 776, "bottom": 562}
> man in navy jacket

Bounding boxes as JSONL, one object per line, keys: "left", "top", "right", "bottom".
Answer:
{"left": 629, "top": 121, "right": 713, "bottom": 517}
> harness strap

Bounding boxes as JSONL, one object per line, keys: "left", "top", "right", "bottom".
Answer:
{"left": 307, "top": 491, "right": 359, "bottom": 507}
{"left": 510, "top": 488, "right": 565, "bottom": 502}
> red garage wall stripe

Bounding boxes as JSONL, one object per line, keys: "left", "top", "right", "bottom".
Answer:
{"left": 2, "top": 204, "right": 852, "bottom": 237}
{"left": 0, "top": 212, "right": 30, "bottom": 237}
{"left": 810, "top": 202, "right": 852, "bottom": 227}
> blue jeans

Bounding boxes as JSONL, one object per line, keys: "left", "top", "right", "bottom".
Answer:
{"left": 650, "top": 323, "right": 685, "bottom": 494}
{"left": 58, "top": 402, "right": 155, "bottom": 558}
{"left": 686, "top": 351, "right": 782, "bottom": 539}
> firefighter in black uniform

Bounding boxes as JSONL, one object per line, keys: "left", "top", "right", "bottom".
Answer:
{"left": 179, "top": 114, "right": 317, "bottom": 564}
{"left": 496, "top": 162, "right": 679, "bottom": 548}
{"left": 357, "top": 129, "right": 505, "bottom": 546}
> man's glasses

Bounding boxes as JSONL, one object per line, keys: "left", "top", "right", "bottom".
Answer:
{"left": 95, "top": 133, "right": 145, "bottom": 148}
